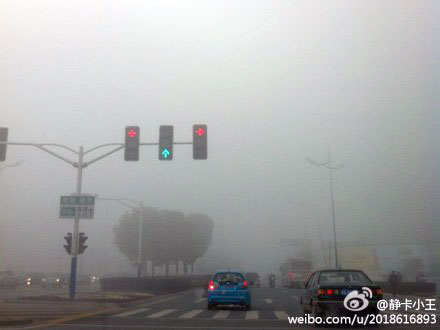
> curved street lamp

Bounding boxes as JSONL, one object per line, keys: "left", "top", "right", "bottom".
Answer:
{"left": 0, "top": 159, "right": 24, "bottom": 173}
{"left": 307, "top": 145, "right": 344, "bottom": 269}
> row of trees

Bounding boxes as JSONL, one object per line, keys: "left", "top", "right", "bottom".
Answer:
{"left": 113, "top": 207, "right": 214, "bottom": 276}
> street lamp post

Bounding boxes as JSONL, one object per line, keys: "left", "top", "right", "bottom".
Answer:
{"left": 0, "top": 159, "right": 24, "bottom": 175}
{"left": 97, "top": 197, "right": 144, "bottom": 278}
{"left": 137, "top": 202, "right": 144, "bottom": 278}
{"left": 307, "top": 145, "right": 344, "bottom": 269}
{"left": 0, "top": 160, "right": 24, "bottom": 268}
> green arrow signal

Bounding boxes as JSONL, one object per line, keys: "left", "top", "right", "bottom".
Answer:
{"left": 161, "top": 149, "right": 170, "bottom": 158}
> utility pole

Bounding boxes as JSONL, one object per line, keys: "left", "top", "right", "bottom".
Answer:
{"left": 0, "top": 160, "right": 24, "bottom": 268}
{"left": 307, "top": 145, "right": 344, "bottom": 269}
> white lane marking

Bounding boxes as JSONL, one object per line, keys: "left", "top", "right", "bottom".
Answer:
{"left": 15, "top": 292, "right": 189, "bottom": 329}
{"left": 114, "top": 308, "right": 151, "bottom": 317}
{"left": 274, "top": 310, "right": 289, "bottom": 320}
{"left": 146, "top": 309, "right": 177, "bottom": 318}
{"left": 179, "top": 309, "right": 204, "bottom": 319}
{"left": 195, "top": 297, "right": 206, "bottom": 303}
{"left": 290, "top": 295, "right": 300, "bottom": 301}
{"left": 245, "top": 310, "right": 259, "bottom": 320}
{"left": 213, "top": 310, "right": 230, "bottom": 319}
{"left": 263, "top": 298, "right": 273, "bottom": 304}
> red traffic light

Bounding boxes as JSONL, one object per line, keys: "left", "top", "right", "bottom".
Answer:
{"left": 195, "top": 128, "right": 205, "bottom": 136}
{"left": 193, "top": 124, "right": 207, "bottom": 159}
{"left": 127, "top": 129, "right": 137, "bottom": 138}
{"left": 125, "top": 126, "right": 140, "bottom": 161}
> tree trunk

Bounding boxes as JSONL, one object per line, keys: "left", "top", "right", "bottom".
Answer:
{"left": 183, "top": 261, "right": 188, "bottom": 275}
{"left": 144, "top": 260, "right": 148, "bottom": 276}
{"left": 176, "top": 261, "right": 180, "bottom": 275}
{"left": 165, "top": 262, "right": 169, "bottom": 276}
{"left": 191, "top": 263, "right": 194, "bottom": 275}
{"left": 152, "top": 263, "right": 155, "bottom": 277}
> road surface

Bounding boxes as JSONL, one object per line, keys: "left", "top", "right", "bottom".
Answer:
{"left": 15, "top": 286, "right": 438, "bottom": 329}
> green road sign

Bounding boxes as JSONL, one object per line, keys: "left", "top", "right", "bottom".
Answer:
{"left": 60, "top": 207, "right": 76, "bottom": 217}
{"left": 59, "top": 195, "right": 95, "bottom": 219}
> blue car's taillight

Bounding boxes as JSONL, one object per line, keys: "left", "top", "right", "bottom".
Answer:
{"left": 208, "top": 280, "right": 217, "bottom": 291}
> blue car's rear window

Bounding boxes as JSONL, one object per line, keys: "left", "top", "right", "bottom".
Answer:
{"left": 213, "top": 272, "right": 244, "bottom": 285}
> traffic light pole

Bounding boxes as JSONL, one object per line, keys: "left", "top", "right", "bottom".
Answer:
{"left": 0, "top": 142, "right": 126, "bottom": 299}
{"left": 69, "top": 146, "right": 84, "bottom": 300}
{"left": 1, "top": 132, "right": 198, "bottom": 298}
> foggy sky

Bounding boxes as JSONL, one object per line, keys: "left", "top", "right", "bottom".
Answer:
{"left": 1, "top": 0, "right": 439, "bottom": 276}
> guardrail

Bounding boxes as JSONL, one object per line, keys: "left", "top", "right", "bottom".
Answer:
{"left": 100, "top": 275, "right": 210, "bottom": 293}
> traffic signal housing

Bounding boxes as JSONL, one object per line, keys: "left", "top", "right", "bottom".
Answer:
{"left": 159, "top": 125, "right": 174, "bottom": 160}
{"left": 64, "top": 233, "right": 72, "bottom": 255}
{"left": 0, "top": 127, "right": 8, "bottom": 161}
{"left": 124, "top": 126, "right": 140, "bottom": 161}
{"left": 193, "top": 124, "right": 207, "bottom": 159}
{"left": 78, "top": 232, "right": 88, "bottom": 254}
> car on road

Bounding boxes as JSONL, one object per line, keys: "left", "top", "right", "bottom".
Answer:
{"left": 245, "top": 272, "right": 260, "bottom": 288}
{"left": 0, "top": 270, "right": 18, "bottom": 289}
{"left": 300, "top": 269, "right": 383, "bottom": 319}
{"left": 42, "top": 274, "right": 69, "bottom": 288}
{"left": 18, "top": 272, "right": 45, "bottom": 288}
{"left": 207, "top": 270, "right": 252, "bottom": 310}
{"left": 280, "top": 258, "right": 311, "bottom": 288}
{"left": 23, "top": 272, "right": 46, "bottom": 287}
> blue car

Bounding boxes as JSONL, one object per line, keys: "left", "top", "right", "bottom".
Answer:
{"left": 207, "top": 270, "right": 252, "bottom": 310}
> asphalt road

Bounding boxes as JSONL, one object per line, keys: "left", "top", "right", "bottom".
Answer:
{"left": 17, "top": 286, "right": 438, "bottom": 329}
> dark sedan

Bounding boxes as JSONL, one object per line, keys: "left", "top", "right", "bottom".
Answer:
{"left": 300, "top": 269, "right": 383, "bottom": 318}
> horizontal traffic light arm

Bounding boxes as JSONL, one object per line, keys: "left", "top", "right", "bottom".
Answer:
{"left": 0, "top": 140, "right": 195, "bottom": 166}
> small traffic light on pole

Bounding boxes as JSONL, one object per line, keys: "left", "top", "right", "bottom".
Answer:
{"left": 78, "top": 232, "right": 88, "bottom": 254}
{"left": 124, "top": 126, "right": 140, "bottom": 161}
{"left": 193, "top": 124, "right": 207, "bottom": 159}
{"left": 159, "top": 125, "right": 174, "bottom": 160}
{"left": 64, "top": 233, "right": 72, "bottom": 254}
{"left": 0, "top": 127, "right": 8, "bottom": 161}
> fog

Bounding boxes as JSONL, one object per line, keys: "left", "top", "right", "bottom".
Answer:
{"left": 1, "top": 1, "right": 439, "bottom": 279}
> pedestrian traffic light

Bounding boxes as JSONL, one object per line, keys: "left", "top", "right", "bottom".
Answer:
{"left": 124, "top": 126, "right": 140, "bottom": 161}
{"left": 78, "top": 232, "right": 88, "bottom": 254}
{"left": 159, "top": 125, "right": 173, "bottom": 160}
{"left": 193, "top": 124, "right": 207, "bottom": 159}
{"left": 0, "top": 127, "right": 8, "bottom": 162}
{"left": 64, "top": 233, "right": 72, "bottom": 255}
